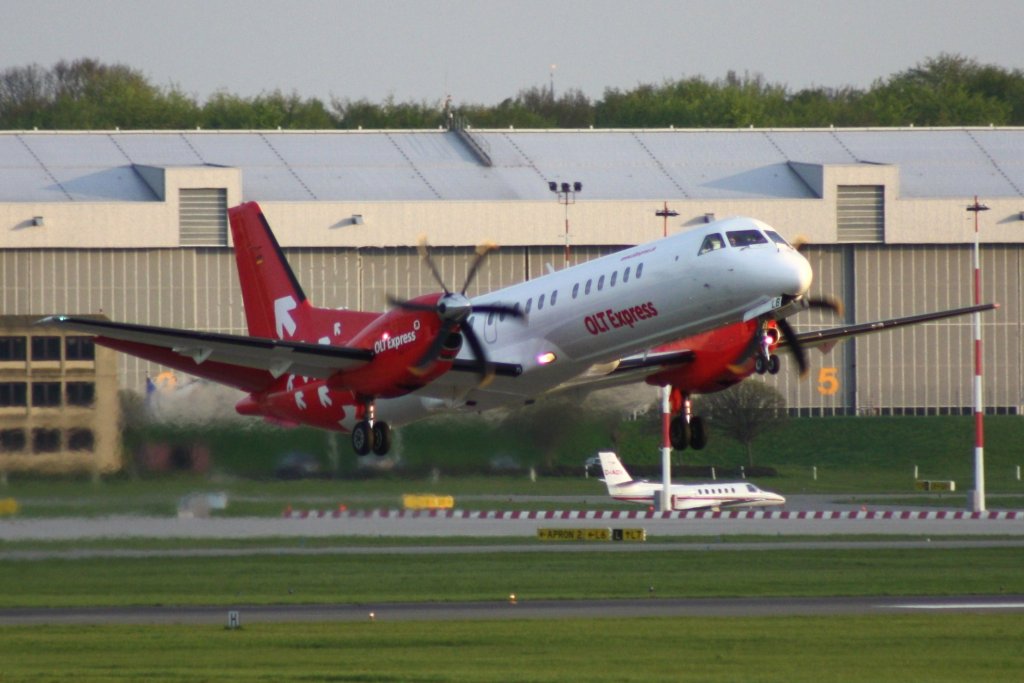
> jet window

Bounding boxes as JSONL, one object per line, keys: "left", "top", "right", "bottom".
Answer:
{"left": 538, "top": 294, "right": 545, "bottom": 310}
{"left": 597, "top": 275, "right": 605, "bottom": 291}
{"left": 699, "top": 233, "right": 726, "bottom": 255}
{"left": 623, "top": 267, "right": 631, "bottom": 283}
{"left": 610, "top": 271, "right": 618, "bottom": 287}
{"left": 746, "top": 484, "right": 757, "bottom": 493}
{"left": 635, "top": 263, "right": 644, "bottom": 279}
{"left": 585, "top": 279, "right": 592, "bottom": 295}
{"left": 765, "top": 230, "right": 790, "bottom": 247}
{"left": 525, "top": 298, "right": 533, "bottom": 314}
{"left": 572, "top": 283, "right": 579, "bottom": 299}
{"left": 551, "top": 290, "right": 558, "bottom": 306}
{"left": 726, "top": 230, "right": 769, "bottom": 248}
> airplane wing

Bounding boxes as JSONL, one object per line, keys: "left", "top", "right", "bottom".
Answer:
{"left": 780, "top": 303, "right": 998, "bottom": 353}
{"left": 545, "top": 348, "right": 696, "bottom": 394}
{"left": 40, "top": 315, "right": 373, "bottom": 392}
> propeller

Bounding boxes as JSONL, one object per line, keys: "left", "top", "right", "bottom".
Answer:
{"left": 388, "top": 236, "right": 524, "bottom": 384}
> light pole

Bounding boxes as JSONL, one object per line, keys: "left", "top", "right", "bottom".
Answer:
{"left": 966, "top": 196, "right": 989, "bottom": 513}
{"left": 549, "top": 181, "right": 582, "bottom": 267}
{"left": 655, "top": 202, "right": 678, "bottom": 238}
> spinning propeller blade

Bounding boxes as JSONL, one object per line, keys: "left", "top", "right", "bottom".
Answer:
{"left": 390, "top": 238, "right": 524, "bottom": 384}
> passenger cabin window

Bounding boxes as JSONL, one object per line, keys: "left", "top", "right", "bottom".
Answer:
{"left": 551, "top": 290, "right": 558, "bottom": 306}
{"left": 726, "top": 230, "right": 769, "bottom": 248}
{"left": 572, "top": 283, "right": 579, "bottom": 299}
{"left": 635, "top": 263, "right": 644, "bottom": 279}
{"left": 623, "top": 267, "right": 631, "bottom": 283}
{"left": 699, "top": 233, "right": 726, "bottom": 255}
{"left": 610, "top": 271, "right": 617, "bottom": 287}
{"left": 597, "top": 275, "right": 605, "bottom": 291}
{"left": 538, "top": 294, "right": 545, "bottom": 310}
{"left": 525, "top": 298, "right": 533, "bottom": 314}
{"left": 585, "top": 280, "right": 592, "bottom": 295}
{"left": 765, "top": 230, "right": 790, "bottom": 247}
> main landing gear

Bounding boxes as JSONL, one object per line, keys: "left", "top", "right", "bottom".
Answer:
{"left": 351, "top": 401, "right": 392, "bottom": 456}
{"left": 668, "top": 390, "right": 707, "bottom": 451}
{"left": 754, "top": 352, "right": 781, "bottom": 375}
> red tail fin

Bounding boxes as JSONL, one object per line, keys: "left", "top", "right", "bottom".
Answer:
{"left": 229, "top": 202, "right": 310, "bottom": 340}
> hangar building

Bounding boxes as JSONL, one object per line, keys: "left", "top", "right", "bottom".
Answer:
{"left": 1, "top": 127, "right": 1021, "bottom": 428}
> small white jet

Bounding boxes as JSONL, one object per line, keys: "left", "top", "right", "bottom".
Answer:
{"left": 598, "top": 451, "right": 785, "bottom": 511}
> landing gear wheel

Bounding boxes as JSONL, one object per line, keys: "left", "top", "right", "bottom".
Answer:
{"left": 351, "top": 421, "right": 375, "bottom": 456}
{"left": 755, "top": 355, "right": 768, "bottom": 375}
{"left": 689, "top": 416, "right": 708, "bottom": 450}
{"left": 669, "top": 416, "right": 690, "bottom": 451}
{"left": 371, "top": 421, "right": 392, "bottom": 456}
{"left": 768, "top": 354, "right": 781, "bottom": 375}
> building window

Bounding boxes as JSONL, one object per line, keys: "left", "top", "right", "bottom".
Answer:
{"left": 31, "top": 336, "right": 61, "bottom": 361}
{"left": 0, "top": 382, "right": 27, "bottom": 407}
{"left": 66, "top": 382, "right": 96, "bottom": 407}
{"left": 0, "top": 337, "right": 27, "bottom": 361}
{"left": 68, "top": 428, "right": 95, "bottom": 452}
{"left": 65, "top": 336, "right": 95, "bottom": 361}
{"left": 0, "top": 429, "right": 26, "bottom": 452}
{"left": 32, "top": 382, "right": 62, "bottom": 407}
{"left": 32, "top": 428, "right": 61, "bottom": 453}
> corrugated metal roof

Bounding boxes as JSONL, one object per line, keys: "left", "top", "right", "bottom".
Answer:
{"left": 0, "top": 128, "right": 1021, "bottom": 203}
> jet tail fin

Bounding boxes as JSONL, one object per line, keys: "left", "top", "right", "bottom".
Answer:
{"left": 598, "top": 451, "right": 633, "bottom": 490}
{"left": 228, "top": 202, "right": 311, "bottom": 340}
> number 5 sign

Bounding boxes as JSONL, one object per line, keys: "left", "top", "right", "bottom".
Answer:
{"left": 817, "top": 367, "right": 840, "bottom": 396}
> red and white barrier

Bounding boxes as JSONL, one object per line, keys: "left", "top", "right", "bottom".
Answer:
{"left": 282, "top": 508, "right": 1023, "bottom": 521}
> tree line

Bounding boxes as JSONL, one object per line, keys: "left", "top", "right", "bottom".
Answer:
{"left": 2, "top": 54, "right": 1023, "bottom": 130}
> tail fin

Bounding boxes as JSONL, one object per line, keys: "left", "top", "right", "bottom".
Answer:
{"left": 598, "top": 451, "right": 633, "bottom": 489}
{"left": 228, "top": 202, "right": 310, "bottom": 340}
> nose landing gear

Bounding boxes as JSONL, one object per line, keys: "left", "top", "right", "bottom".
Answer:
{"left": 668, "top": 389, "right": 707, "bottom": 451}
{"left": 351, "top": 401, "right": 392, "bottom": 456}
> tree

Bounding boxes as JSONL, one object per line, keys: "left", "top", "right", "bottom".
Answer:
{"left": 695, "top": 381, "right": 787, "bottom": 469}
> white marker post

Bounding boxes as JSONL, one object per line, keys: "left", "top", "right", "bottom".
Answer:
{"left": 660, "top": 385, "right": 672, "bottom": 511}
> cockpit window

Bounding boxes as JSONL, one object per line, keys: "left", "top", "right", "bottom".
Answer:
{"left": 699, "top": 233, "right": 726, "bottom": 255}
{"left": 727, "top": 230, "right": 769, "bottom": 248}
{"left": 746, "top": 484, "right": 757, "bottom": 493}
{"left": 765, "top": 230, "right": 790, "bottom": 247}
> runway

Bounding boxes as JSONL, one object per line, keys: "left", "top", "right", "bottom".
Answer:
{"left": 2, "top": 595, "right": 1024, "bottom": 626}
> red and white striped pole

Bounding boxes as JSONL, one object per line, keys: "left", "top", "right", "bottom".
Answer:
{"left": 660, "top": 384, "right": 672, "bottom": 512}
{"left": 967, "top": 196, "right": 989, "bottom": 513}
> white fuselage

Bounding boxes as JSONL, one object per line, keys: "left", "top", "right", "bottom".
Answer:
{"left": 372, "top": 217, "right": 811, "bottom": 426}
{"left": 607, "top": 479, "right": 786, "bottom": 511}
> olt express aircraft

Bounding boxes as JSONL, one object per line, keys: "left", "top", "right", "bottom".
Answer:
{"left": 45, "top": 202, "right": 815, "bottom": 456}
{"left": 598, "top": 451, "right": 785, "bottom": 511}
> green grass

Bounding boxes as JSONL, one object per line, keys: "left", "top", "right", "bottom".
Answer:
{"left": 2, "top": 546, "right": 1022, "bottom": 608}
{"left": 1, "top": 616, "right": 1022, "bottom": 682}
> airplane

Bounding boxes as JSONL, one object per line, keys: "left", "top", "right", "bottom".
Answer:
{"left": 597, "top": 451, "right": 785, "bottom": 510}
{"left": 42, "top": 202, "right": 814, "bottom": 456}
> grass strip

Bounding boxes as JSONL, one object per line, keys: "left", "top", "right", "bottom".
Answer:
{"left": 1, "top": 546, "right": 1022, "bottom": 608}
{"left": 0, "top": 615, "right": 1021, "bottom": 682}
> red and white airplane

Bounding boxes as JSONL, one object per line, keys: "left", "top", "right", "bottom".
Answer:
{"left": 44, "top": 202, "right": 815, "bottom": 456}
{"left": 598, "top": 451, "right": 785, "bottom": 510}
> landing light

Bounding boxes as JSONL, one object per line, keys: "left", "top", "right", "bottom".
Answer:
{"left": 537, "top": 351, "right": 557, "bottom": 365}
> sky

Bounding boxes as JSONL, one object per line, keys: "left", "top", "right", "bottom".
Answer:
{"left": 3, "top": 0, "right": 1023, "bottom": 108}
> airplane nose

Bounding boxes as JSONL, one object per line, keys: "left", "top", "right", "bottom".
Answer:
{"left": 780, "top": 250, "right": 813, "bottom": 297}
